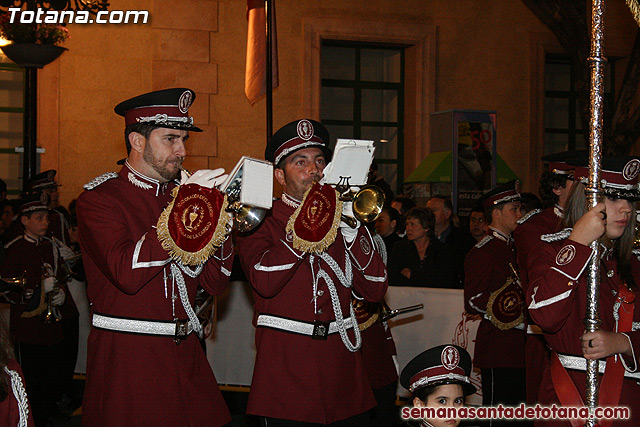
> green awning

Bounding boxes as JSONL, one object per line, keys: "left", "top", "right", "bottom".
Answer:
{"left": 405, "top": 151, "right": 519, "bottom": 184}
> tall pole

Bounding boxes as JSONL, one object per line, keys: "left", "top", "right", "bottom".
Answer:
{"left": 265, "top": 0, "right": 273, "bottom": 142}
{"left": 23, "top": 67, "right": 38, "bottom": 192}
{"left": 584, "top": 0, "right": 606, "bottom": 424}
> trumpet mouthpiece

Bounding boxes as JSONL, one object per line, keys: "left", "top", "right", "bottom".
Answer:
{"left": 178, "top": 164, "right": 191, "bottom": 177}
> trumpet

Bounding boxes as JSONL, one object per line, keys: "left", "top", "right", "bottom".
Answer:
{"left": 224, "top": 175, "right": 267, "bottom": 232}
{"left": 179, "top": 165, "right": 267, "bottom": 233}
{"left": 42, "top": 261, "right": 75, "bottom": 323}
{"left": 334, "top": 178, "right": 386, "bottom": 228}
{"left": 0, "top": 274, "right": 27, "bottom": 293}
{"left": 42, "top": 282, "right": 61, "bottom": 323}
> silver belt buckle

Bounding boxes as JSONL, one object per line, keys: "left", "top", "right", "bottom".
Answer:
{"left": 312, "top": 320, "right": 329, "bottom": 340}
{"left": 174, "top": 319, "right": 188, "bottom": 344}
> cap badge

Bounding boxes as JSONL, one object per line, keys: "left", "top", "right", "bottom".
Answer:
{"left": 622, "top": 159, "right": 640, "bottom": 181}
{"left": 297, "top": 119, "right": 314, "bottom": 141}
{"left": 441, "top": 345, "right": 460, "bottom": 370}
{"left": 39, "top": 192, "right": 50, "bottom": 206}
{"left": 178, "top": 90, "right": 193, "bottom": 114}
{"left": 556, "top": 245, "right": 576, "bottom": 266}
{"left": 514, "top": 180, "right": 520, "bottom": 194}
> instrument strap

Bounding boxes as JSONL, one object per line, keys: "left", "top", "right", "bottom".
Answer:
{"left": 549, "top": 283, "right": 634, "bottom": 427}
{"left": 550, "top": 351, "right": 586, "bottom": 427}
{"left": 599, "top": 283, "right": 634, "bottom": 427}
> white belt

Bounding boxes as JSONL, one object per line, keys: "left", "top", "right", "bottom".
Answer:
{"left": 558, "top": 353, "right": 640, "bottom": 380}
{"left": 92, "top": 313, "right": 194, "bottom": 338}
{"left": 257, "top": 314, "right": 354, "bottom": 339}
{"left": 527, "top": 324, "right": 543, "bottom": 335}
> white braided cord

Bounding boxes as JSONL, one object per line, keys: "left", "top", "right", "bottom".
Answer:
{"left": 177, "top": 262, "right": 204, "bottom": 278}
{"left": 372, "top": 233, "right": 387, "bottom": 265}
{"left": 318, "top": 251, "right": 360, "bottom": 352}
{"left": 4, "top": 366, "right": 29, "bottom": 427}
{"left": 171, "top": 263, "right": 203, "bottom": 338}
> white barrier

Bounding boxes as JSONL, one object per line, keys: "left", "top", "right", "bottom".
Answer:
{"left": 206, "top": 283, "right": 482, "bottom": 404}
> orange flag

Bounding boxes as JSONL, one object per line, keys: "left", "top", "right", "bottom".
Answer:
{"left": 245, "top": 0, "right": 279, "bottom": 104}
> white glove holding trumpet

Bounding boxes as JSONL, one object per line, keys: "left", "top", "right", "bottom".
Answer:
{"left": 180, "top": 168, "right": 228, "bottom": 189}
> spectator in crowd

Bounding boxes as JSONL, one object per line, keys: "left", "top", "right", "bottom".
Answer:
{"left": 389, "top": 207, "right": 457, "bottom": 288}
{"left": 426, "top": 195, "right": 475, "bottom": 287}
{"left": 468, "top": 204, "right": 488, "bottom": 242}
{"left": 374, "top": 205, "right": 403, "bottom": 255}
{"left": 390, "top": 195, "right": 415, "bottom": 237}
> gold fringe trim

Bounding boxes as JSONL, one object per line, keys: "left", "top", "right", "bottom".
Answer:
{"left": 485, "top": 276, "right": 525, "bottom": 331}
{"left": 286, "top": 186, "right": 343, "bottom": 254}
{"left": 627, "top": 0, "right": 640, "bottom": 26}
{"left": 157, "top": 187, "right": 233, "bottom": 266}
{"left": 20, "top": 284, "right": 47, "bottom": 318}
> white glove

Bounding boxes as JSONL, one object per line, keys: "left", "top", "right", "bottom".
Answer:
{"left": 42, "top": 276, "right": 56, "bottom": 293}
{"left": 57, "top": 242, "right": 75, "bottom": 261}
{"left": 52, "top": 288, "right": 65, "bottom": 306}
{"left": 340, "top": 201, "right": 360, "bottom": 228}
{"left": 340, "top": 201, "right": 359, "bottom": 243}
{"left": 180, "top": 168, "right": 229, "bottom": 189}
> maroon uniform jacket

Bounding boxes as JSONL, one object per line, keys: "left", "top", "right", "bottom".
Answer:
{"left": 360, "top": 234, "right": 398, "bottom": 391}
{"left": 1, "top": 234, "right": 78, "bottom": 345}
{"left": 464, "top": 227, "right": 526, "bottom": 369}
{"left": 0, "top": 359, "right": 35, "bottom": 427}
{"left": 360, "top": 321, "right": 398, "bottom": 389}
{"left": 513, "top": 206, "right": 563, "bottom": 403}
{"left": 77, "top": 163, "right": 232, "bottom": 427}
{"left": 514, "top": 206, "right": 564, "bottom": 290}
{"left": 237, "top": 198, "right": 388, "bottom": 424}
{"left": 527, "top": 233, "right": 640, "bottom": 426}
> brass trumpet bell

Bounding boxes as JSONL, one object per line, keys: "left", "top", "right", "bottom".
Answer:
{"left": 229, "top": 202, "right": 267, "bottom": 233}
{"left": 0, "top": 274, "right": 27, "bottom": 292}
{"left": 352, "top": 186, "right": 386, "bottom": 223}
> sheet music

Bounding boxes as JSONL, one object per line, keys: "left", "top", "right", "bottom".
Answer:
{"left": 221, "top": 156, "right": 273, "bottom": 209}
{"left": 322, "top": 139, "right": 375, "bottom": 186}
{"left": 240, "top": 158, "right": 273, "bottom": 209}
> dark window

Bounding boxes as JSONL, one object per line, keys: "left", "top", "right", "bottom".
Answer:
{"left": 544, "top": 54, "right": 614, "bottom": 155}
{"left": 0, "top": 60, "right": 25, "bottom": 195}
{"left": 321, "top": 40, "right": 405, "bottom": 194}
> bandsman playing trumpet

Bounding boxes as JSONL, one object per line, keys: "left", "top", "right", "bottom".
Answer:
{"left": 1, "top": 193, "right": 78, "bottom": 426}
{"left": 76, "top": 88, "right": 233, "bottom": 427}
{"left": 237, "top": 119, "right": 388, "bottom": 426}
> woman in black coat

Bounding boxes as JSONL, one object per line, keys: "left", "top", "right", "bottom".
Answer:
{"left": 388, "top": 207, "right": 458, "bottom": 288}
